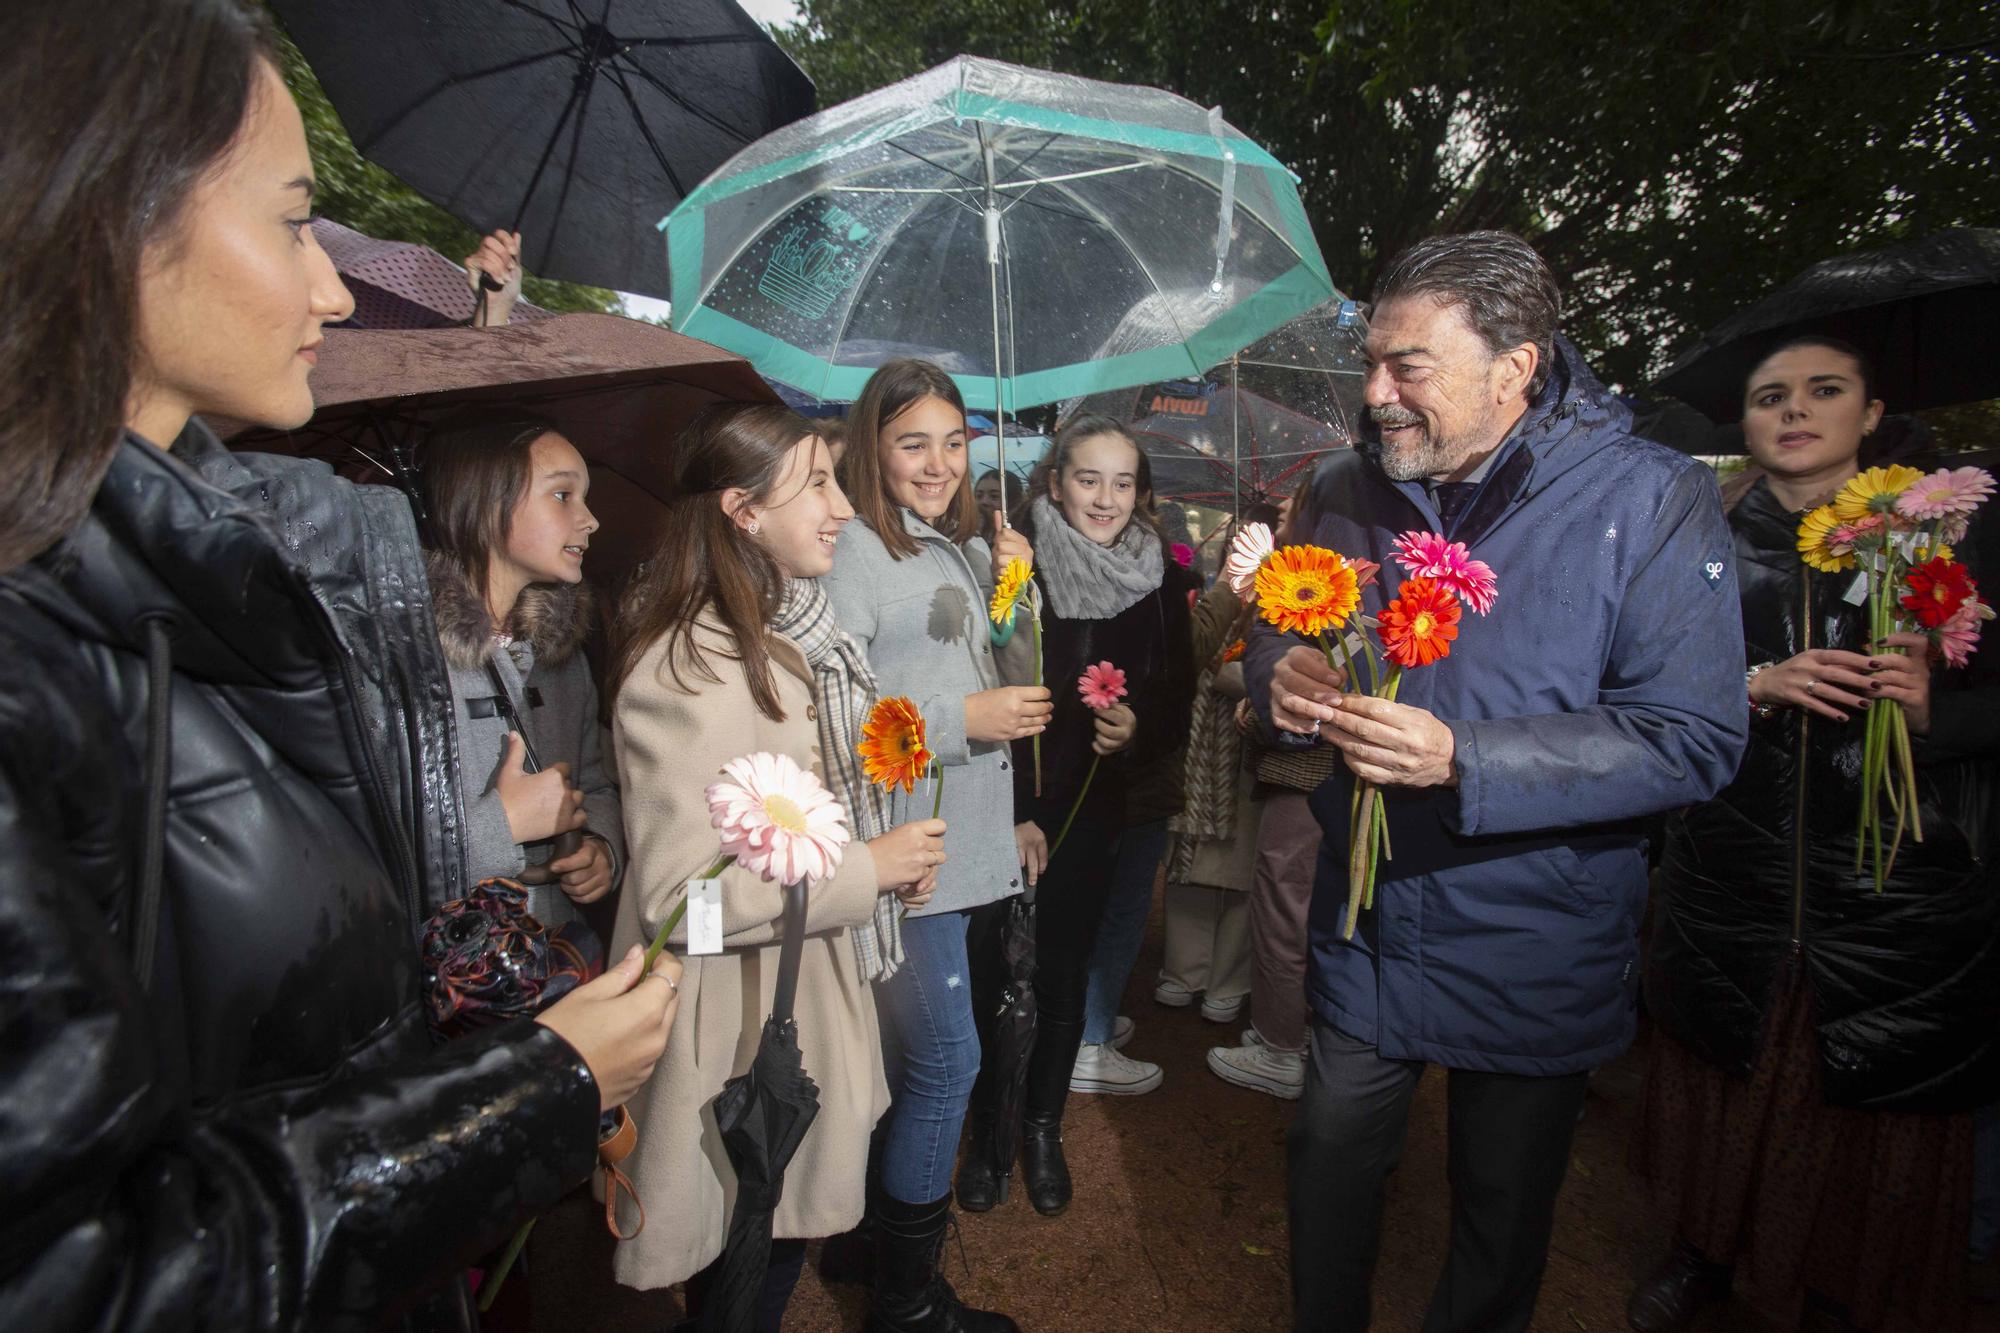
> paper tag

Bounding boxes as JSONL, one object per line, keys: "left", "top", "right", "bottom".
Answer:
{"left": 1843, "top": 571, "right": 1870, "bottom": 606}
{"left": 686, "top": 876, "right": 724, "bottom": 956}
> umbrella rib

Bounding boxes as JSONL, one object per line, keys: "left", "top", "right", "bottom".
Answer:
{"left": 511, "top": 71, "right": 590, "bottom": 234}
{"left": 493, "top": 0, "right": 577, "bottom": 40}
{"left": 603, "top": 61, "right": 688, "bottom": 197}
{"left": 622, "top": 60, "right": 758, "bottom": 145}
{"left": 536, "top": 62, "right": 601, "bottom": 245}
{"left": 352, "top": 46, "right": 579, "bottom": 153}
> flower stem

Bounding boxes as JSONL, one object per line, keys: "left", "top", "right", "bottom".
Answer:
{"left": 1030, "top": 607, "right": 1044, "bottom": 798}
{"left": 1345, "top": 781, "right": 1378, "bottom": 940}
{"left": 644, "top": 853, "right": 732, "bottom": 970}
{"left": 930, "top": 759, "right": 946, "bottom": 821}
{"left": 478, "top": 1221, "right": 535, "bottom": 1312}
{"left": 1047, "top": 753, "right": 1100, "bottom": 859}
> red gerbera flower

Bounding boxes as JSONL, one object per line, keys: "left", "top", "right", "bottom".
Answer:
{"left": 1377, "top": 578, "right": 1462, "bottom": 669}
{"left": 1901, "top": 557, "right": 1978, "bottom": 629}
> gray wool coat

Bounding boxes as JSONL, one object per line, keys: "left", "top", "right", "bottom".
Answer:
{"left": 822, "top": 511, "right": 1033, "bottom": 916}
{"left": 427, "top": 554, "right": 624, "bottom": 931}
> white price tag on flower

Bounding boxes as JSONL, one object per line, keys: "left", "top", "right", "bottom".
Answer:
{"left": 686, "top": 876, "right": 724, "bottom": 956}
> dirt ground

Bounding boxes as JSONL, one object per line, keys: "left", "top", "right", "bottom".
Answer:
{"left": 502, "top": 890, "right": 1999, "bottom": 1333}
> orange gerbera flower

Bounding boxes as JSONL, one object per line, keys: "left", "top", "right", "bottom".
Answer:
{"left": 858, "top": 696, "right": 933, "bottom": 794}
{"left": 1377, "top": 578, "right": 1461, "bottom": 668}
{"left": 1221, "top": 639, "right": 1246, "bottom": 663}
{"left": 1254, "top": 544, "right": 1360, "bottom": 637}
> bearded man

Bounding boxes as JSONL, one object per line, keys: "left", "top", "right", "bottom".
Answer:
{"left": 1244, "top": 231, "right": 1748, "bottom": 1332}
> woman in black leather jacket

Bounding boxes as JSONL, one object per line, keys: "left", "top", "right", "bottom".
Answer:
{"left": 1628, "top": 337, "right": 2000, "bottom": 1333}
{"left": 0, "top": 4, "right": 680, "bottom": 1329}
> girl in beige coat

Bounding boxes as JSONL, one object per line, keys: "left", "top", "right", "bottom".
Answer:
{"left": 605, "top": 404, "right": 946, "bottom": 1327}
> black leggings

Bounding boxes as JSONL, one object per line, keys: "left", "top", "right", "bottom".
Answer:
{"left": 1021, "top": 799, "right": 1122, "bottom": 1117}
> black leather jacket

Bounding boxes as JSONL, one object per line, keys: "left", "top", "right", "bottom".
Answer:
{"left": 0, "top": 426, "right": 600, "bottom": 1330}
{"left": 1647, "top": 472, "right": 2000, "bottom": 1112}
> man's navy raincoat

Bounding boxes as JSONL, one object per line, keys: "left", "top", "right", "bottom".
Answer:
{"left": 1247, "top": 341, "right": 1748, "bottom": 1076}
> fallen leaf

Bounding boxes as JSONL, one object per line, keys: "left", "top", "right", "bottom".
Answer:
{"left": 1242, "top": 1242, "right": 1273, "bottom": 1257}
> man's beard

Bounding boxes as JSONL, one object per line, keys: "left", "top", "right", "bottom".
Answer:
{"left": 1372, "top": 408, "right": 1462, "bottom": 481}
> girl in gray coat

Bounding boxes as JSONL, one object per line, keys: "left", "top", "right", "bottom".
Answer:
{"left": 822, "top": 360, "right": 1048, "bottom": 1333}
{"left": 419, "top": 413, "right": 624, "bottom": 933}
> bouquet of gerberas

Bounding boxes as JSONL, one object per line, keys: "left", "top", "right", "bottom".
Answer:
{"left": 1228, "top": 524, "right": 1498, "bottom": 938}
{"left": 1795, "top": 464, "right": 1996, "bottom": 889}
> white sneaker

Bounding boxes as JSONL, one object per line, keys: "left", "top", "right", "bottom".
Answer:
{"left": 1070, "top": 1042, "right": 1164, "bottom": 1095}
{"left": 1153, "top": 978, "right": 1196, "bottom": 1008}
{"left": 1111, "top": 1015, "right": 1135, "bottom": 1051}
{"left": 1199, "top": 992, "right": 1246, "bottom": 1024}
{"left": 1238, "top": 1026, "right": 1267, "bottom": 1050}
{"left": 1207, "top": 1041, "right": 1304, "bottom": 1099}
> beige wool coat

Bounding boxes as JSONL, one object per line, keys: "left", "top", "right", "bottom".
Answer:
{"left": 608, "top": 611, "right": 890, "bottom": 1291}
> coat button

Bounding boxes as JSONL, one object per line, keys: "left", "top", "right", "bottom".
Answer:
{"left": 806, "top": 704, "right": 818, "bottom": 720}
{"left": 1000, "top": 760, "right": 1009, "bottom": 770}
{"left": 1009, "top": 878, "right": 1019, "bottom": 888}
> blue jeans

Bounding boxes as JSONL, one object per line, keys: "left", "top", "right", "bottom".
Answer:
{"left": 874, "top": 907, "right": 984, "bottom": 1204}
{"left": 1081, "top": 818, "right": 1170, "bottom": 1046}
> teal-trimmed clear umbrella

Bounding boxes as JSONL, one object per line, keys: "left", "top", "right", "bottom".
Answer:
{"left": 661, "top": 54, "right": 1334, "bottom": 495}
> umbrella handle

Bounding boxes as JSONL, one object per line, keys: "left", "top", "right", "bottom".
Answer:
{"left": 771, "top": 880, "right": 808, "bottom": 1026}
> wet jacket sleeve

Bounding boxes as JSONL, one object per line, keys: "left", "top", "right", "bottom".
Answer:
{"left": 1129, "top": 573, "right": 1198, "bottom": 768}
{"left": 0, "top": 734, "right": 601, "bottom": 1331}
{"left": 1442, "top": 465, "right": 1749, "bottom": 836}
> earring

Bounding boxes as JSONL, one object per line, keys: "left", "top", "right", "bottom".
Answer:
{"left": 747, "top": 519, "right": 760, "bottom": 535}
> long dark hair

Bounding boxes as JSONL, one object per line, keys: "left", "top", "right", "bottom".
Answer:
{"left": 417, "top": 410, "right": 561, "bottom": 618}
{"left": 840, "top": 358, "right": 981, "bottom": 559}
{"left": 609, "top": 403, "right": 817, "bottom": 722}
{"left": 0, "top": 0, "right": 275, "bottom": 574}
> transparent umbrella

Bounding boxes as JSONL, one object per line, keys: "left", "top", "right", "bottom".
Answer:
{"left": 663, "top": 54, "right": 1334, "bottom": 492}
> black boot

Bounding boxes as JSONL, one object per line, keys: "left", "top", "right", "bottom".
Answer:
{"left": 954, "top": 1108, "right": 1010, "bottom": 1213}
{"left": 868, "top": 1193, "right": 1020, "bottom": 1333}
{"left": 1626, "top": 1235, "right": 1733, "bottom": 1332}
{"left": 1018, "top": 1011, "right": 1085, "bottom": 1218}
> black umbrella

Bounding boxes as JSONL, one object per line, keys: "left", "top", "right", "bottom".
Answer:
{"left": 273, "top": 0, "right": 814, "bottom": 298}
{"left": 1656, "top": 227, "right": 2000, "bottom": 420}
{"left": 967, "top": 896, "right": 1038, "bottom": 1185}
{"left": 707, "top": 880, "right": 818, "bottom": 1333}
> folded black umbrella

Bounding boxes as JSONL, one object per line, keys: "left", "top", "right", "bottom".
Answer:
{"left": 1656, "top": 227, "right": 2000, "bottom": 420}
{"left": 708, "top": 880, "right": 818, "bottom": 1333}
{"left": 969, "top": 896, "right": 1037, "bottom": 1183}
{"left": 273, "top": 0, "right": 814, "bottom": 298}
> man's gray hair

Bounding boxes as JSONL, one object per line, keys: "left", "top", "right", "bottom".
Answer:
{"left": 1373, "top": 231, "right": 1562, "bottom": 398}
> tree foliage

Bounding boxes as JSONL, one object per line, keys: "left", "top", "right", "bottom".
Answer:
{"left": 776, "top": 0, "right": 1997, "bottom": 393}
{"left": 275, "top": 33, "right": 617, "bottom": 316}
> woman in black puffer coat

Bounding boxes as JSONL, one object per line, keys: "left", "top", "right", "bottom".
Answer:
{"left": 0, "top": 5, "right": 679, "bottom": 1330}
{"left": 1629, "top": 336, "right": 2000, "bottom": 1333}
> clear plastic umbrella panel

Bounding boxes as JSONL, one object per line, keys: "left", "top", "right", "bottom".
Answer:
{"left": 663, "top": 54, "right": 1335, "bottom": 475}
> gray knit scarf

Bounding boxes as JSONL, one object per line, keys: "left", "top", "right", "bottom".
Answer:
{"left": 1030, "top": 494, "right": 1165, "bottom": 620}
{"left": 772, "top": 578, "right": 903, "bottom": 981}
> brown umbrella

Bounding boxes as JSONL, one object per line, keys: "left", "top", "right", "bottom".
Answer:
{"left": 315, "top": 218, "right": 555, "bottom": 330}
{"left": 219, "top": 312, "right": 775, "bottom": 578}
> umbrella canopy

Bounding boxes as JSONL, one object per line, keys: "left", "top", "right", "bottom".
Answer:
{"left": 219, "top": 313, "right": 775, "bottom": 578}
{"left": 314, "top": 218, "right": 554, "bottom": 330}
{"left": 708, "top": 881, "right": 819, "bottom": 1333}
{"left": 274, "top": 0, "right": 815, "bottom": 298}
{"left": 1656, "top": 227, "right": 2000, "bottom": 420}
{"left": 665, "top": 54, "right": 1334, "bottom": 413}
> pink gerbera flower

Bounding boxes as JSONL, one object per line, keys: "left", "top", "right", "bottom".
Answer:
{"left": 1934, "top": 597, "right": 1994, "bottom": 669}
{"left": 706, "top": 752, "right": 850, "bottom": 886}
{"left": 1827, "top": 513, "right": 1888, "bottom": 556}
{"left": 1897, "top": 467, "right": 1996, "bottom": 521}
{"left": 1078, "top": 661, "right": 1129, "bottom": 710}
{"left": 1390, "top": 530, "right": 1499, "bottom": 616}
{"left": 1223, "top": 523, "right": 1274, "bottom": 595}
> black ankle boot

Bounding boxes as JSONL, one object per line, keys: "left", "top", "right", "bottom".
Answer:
{"left": 1019, "top": 1117, "right": 1070, "bottom": 1217}
{"left": 1626, "top": 1235, "right": 1733, "bottom": 1332}
{"left": 868, "top": 1193, "right": 1020, "bottom": 1333}
{"left": 954, "top": 1111, "right": 1009, "bottom": 1213}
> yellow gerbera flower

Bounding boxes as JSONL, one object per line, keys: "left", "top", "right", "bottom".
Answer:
{"left": 1796, "top": 505, "right": 1854, "bottom": 573}
{"left": 1831, "top": 465, "right": 1925, "bottom": 522}
{"left": 1254, "top": 545, "right": 1360, "bottom": 637}
{"left": 989, "top": 557, "right": 1032, "bottom": 626}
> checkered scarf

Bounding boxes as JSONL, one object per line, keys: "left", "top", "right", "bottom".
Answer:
{"left": 772, "top": 578, "right": 903, "bottom": 981}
